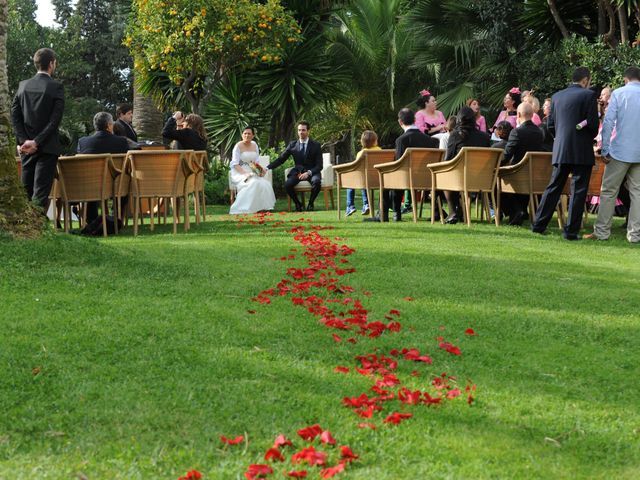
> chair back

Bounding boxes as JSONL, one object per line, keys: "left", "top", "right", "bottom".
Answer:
{"left": 140, "top": 144, "right": 167, "bottom": 151}
{"left": 125, "top": 150, "right": 190, "bottom": 198}
{"left": 57, "top": 154, "right": 114, "bottom": 202}
{"left": 338, "top": 149, "right": 395, "bottom": 190}
{"left": 258, "top": 155, "right": 273, "bottom": 184}
{"left": 377, "top": 148, "right": 445, "bottom": 190}
{"left": 193, "top": 150, "right": 210, "bottom": 190}
{"left": 321, "top": 152, "right": 334, "bottom": 187}
{"left": 587, "top": 155, "right": 606, "bottom": 195}
{"left": 434, "top": 147, "right": 503, "bottom": 192}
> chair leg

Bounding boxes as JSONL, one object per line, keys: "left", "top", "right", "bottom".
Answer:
{"left": 490, "top": 191, "right": 499, "bottom": 226}
{"left": 201, "top": 191, "right": 207, "bottom": 222}
{"left": 102, "top": 201, "right": 107, "bottom": 237}
{"left": 496, "top": 188, "right": 502, "bottom": 226}
{"left": 64, "top": 202, "right": 70, "bottom": 233}
{"left": 336, "top": 180, "right": 341, "bottom": 219}
{"left": 173, "top": 197, "right": 178, "bottom": 234}
{"left": 330, "top": 189, "right": 335, "bottom": 209}
{"left": 529, "top": 194, "right": 536, "bottom": 224}
{"left": 287, "top": 196, "right": 291, "bottom": 212}
{"left": 431, "top": 187, "right": 436, "bottom": 224}
{"left": 411, "top": 189, "right": 417, "bottom": 223}
{"left": 133, "top": 196, "right": 139, "bottom": 236}
{"left": 464, "top": 191, "right": 472, "bottom": 227}
{"left": 150, "top": 198, "right": 155, "bottom": 231}
{"left": 194, "top": 192, "right": 200, "bottom": 225}
{"left": 419, "top": 190, "right": 424, "bottom": 218}
{"left": 184, "top": 194, "right": 190, "bottom": 231}
{"left": 368, "top": 189, "right": 375, "bottom": 217}
{"left": 323, "top": 189, "right": 329, "bottom": 210}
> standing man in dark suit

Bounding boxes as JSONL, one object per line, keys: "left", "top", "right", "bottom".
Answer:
{"left": 11, "top": 48, "right": 65, "bottom": 211}
{"left": 115, "top": 104, "right": 138, "bottom": 143}
{"left": 501, "top": 102, "right": 544, "bottom": 225}
{"left": 531, "top": 67, "right": 598, "bottom": 240}
{"left": 77, "top": 112, "right": 130, "bottom": 224}
{"left": 267, "top": 121, "right": 323, "bottom": 211}
{"left": 366, "top": 108, "right": 438, "bottom": 222}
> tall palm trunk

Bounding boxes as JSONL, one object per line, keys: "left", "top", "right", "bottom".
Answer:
{"left": 132, "top": 80, "right": 164, "bottom": 142}
{"left": 0, "top": 0, "right": 43, "bottom": 237}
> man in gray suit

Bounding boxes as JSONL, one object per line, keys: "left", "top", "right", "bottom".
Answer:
{"left": 11, "top": 48, "right": 65, "bottom": 211}
{"left": 531, "top": 67, "right": 598, "bottom": 240}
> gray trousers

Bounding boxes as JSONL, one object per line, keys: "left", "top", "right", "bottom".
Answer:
{"left": 593, "top": 158, "right": 640, "bottom": 243}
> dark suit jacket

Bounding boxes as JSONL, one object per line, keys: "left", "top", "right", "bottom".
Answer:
{"left": 502, "top": 120, "right": 544, "bottom": 165}
{"left": 115, "top": 118, "right": 138, "bottom": 142}
{"left": 395, "top": 127, "right": 438, "bottom": 159}
{"left": 548, "top": 84, "right": 598, "bottom": 165}
{"left": 268, "top": 138, "right": 323, "bottom": 176}
{"left": 11, "top": 72, "right": 65, "bottom": 155}
{"left": 77, "top": 130, "right": 130, "bottom": 154}
{"left": 162, "top": 117, "right": 207, "bottom": 151}
{"left": 446, "top": 128, "right": 491, "bottom": 160}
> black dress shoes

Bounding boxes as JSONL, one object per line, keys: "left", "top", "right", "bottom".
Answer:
{"left": 363, "top": 216, "right": 381, "bottom": 222}
{"left": 444, "top": 214, "right": 460, "bottom": 224}
{"left": 306, "top": 203, "right": 315, "bottom": 212}
{"left": 294, "top": 203, "right": 304, "bottom": 212}
{"left": 508, "top": 210, "right": 525, "bottom": 226}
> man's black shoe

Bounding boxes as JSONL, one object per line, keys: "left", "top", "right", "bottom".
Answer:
{"left": 563, "top": 233, "right": 580, "bottom": 241}
{"left": 306, "top": 203, "right": 315, "bottom": 212}
{"left": 444, "top": 214, "right": 459, "bottom": 224}
{"left": 508, "top": 210, "right": 525, "bottom": 226}
{"left": 364, "top": 216, "right": 381, "bottom": 222}
{"left": 294, "top": 203, "right": 304, "bottom": 212}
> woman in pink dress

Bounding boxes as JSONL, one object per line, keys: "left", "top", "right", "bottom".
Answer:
{"left": 415, "top": 89, "right": 446, "bottom": 135}
{"left": 466, "top": 98, "right": 487, "bottom": 132}
{"left": 492, "top": 87, "right": 521, "bottom": 132}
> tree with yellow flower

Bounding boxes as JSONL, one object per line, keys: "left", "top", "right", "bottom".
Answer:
{"left": 126, "top": 0, "right": 301, "bottom": 113}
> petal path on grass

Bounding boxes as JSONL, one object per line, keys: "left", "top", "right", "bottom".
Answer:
{"left": 180, "top": 212, "right": 478, "bottom": 479}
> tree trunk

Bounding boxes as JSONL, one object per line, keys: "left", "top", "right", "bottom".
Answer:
{"left": 597, "top": 1, "right": 607, "bottom": 36}
{"left": 0, "top": 0, "right": 43, "bottom": 237}
{"left": 132, "top": 81, "right": 164, "bottom": 142}
{"left": 600, "top": 0, "right": 618, "bottom": 47}
{"left": 618, "top": 5, "right": 629, "bottom": 45}
{"left": 547, "top": 0, "right": 570, "bottom": 39}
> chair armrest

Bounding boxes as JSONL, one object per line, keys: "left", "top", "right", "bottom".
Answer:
{"left": 373, "top": 159, "right": 403, "bottom": 173}
{"left": 332, "top": 159, "right": 363, "bottom": 174}
{"left": 427, "top": 157, "right": 459, "bottom": 173}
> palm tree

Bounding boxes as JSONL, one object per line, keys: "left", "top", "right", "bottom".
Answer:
{"left": 0, "top": 0, "right": 43, "bottom": 237}
{"left": 132, "top": 79, "right": 164, "bottom": 142}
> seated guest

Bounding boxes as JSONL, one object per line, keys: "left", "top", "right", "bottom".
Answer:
{"left": 540, "top": 97, "right": 554, "bottom": 151}
{"left": 499, "top": 102, "right": 544, "bottom": 225}
{"left": 162, "top": 111, "right": 207, "bottom": 150}
{"left": 491, "top": 121, "right": 513, "bottom": 149}
{"left": 78, "top": 112, "right": 129, "bottom": 155}
{"left": 345, "top": 130, "right": 379, "bottom": 216}
{"left": 434, "top": 116, "right": 457, "bottom": 150}
{"left": 77, "top": 112, "right": 130, "bottom": 224}
{"left": 415, "top": 90, "right": 447, "bottom": 135}
{"left": 112, "top": 122, "right": 141, "bottom": 150}
{"left": 524, "top": 94, "right": 543, "bottom": 126}
{"left": 491, "top": 88, "right": 520, "bottom": 135}
{"left": 366, "top": 108, "right": 438, "bottom": 222}
{"left": 444, "top": 106, "right": 491, "bottom": 224}
{"left": 466, "top": 98, "right": 487, "bottom": 132}
{"left": 115, "top": 104, "right": 138, "bottom": 142}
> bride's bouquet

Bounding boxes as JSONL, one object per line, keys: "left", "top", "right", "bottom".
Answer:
{"left": 247, "top": 161, "right": 265, "bottom": 178}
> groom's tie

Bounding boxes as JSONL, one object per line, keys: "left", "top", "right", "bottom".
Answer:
{"left": 300, "top": 142, "right": 306, "bottom": 157}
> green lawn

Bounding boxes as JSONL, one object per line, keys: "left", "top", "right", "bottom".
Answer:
{"left": 1, "top": 203, "right": 639, "bottom": 479}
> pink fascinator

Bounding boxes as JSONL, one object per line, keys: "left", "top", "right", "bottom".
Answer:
{"left": 419, "top": 89, "right": 431, "bottom": 97}
{"left": 509, "top": 87, "right": 521, "bottom": 95}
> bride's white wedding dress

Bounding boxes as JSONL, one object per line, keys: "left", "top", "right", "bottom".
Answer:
{"left": 229, "top": 144, "right": 276, "bottom": 214}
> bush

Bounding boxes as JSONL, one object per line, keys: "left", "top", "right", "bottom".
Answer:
{"left": 204, "top": 160, "right": 230, "bottom": 205}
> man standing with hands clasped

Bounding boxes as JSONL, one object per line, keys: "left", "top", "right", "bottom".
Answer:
{"left": 11, "top": 48, "right": 65, "bottom": 212}
{"left": 267, "top": 121, "right": 323, "bottom": 212}
{"left": 530, "top": 66, "right": 598, "bottom": 240}
{"left": 584, "top": 66, "right": 640, "bottom": 243}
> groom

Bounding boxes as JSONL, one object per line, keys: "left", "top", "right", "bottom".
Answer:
{"left": 267, "top": 121, "right": 323, "bottom": 211}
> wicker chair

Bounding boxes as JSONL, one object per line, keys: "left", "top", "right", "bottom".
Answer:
{"left": 332, "top": 149, "right": 396, "bottom": 219}
{"left": 374, "top": 148, "right": 445, "bottom": 223}
{"left": 124, "top": 150, "right": 197, "bottom": 235}
{"left": 285, "top": 153, "right": 335, "bottom": 211}
{"left": 428, "top": 147, "right": 504, "bottom": 226}
{"left": 193, "top": 150, "right": 209, "bottom": 221}
{"left": 56, "top": 154, "right": 118, "bottom": 236}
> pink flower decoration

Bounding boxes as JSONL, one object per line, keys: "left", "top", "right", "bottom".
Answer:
{"left": 509, "top": 87, "right": 521, "bottom": 95}
{"left": 419, "top": 89, "right": 431, "bottom": 97}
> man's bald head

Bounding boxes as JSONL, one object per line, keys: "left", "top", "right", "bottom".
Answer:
{"left": 517, "top": 102, "right": 534, "bottom": 121}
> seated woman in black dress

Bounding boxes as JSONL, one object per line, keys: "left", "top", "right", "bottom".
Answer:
{"left": 443, "top": 106, "right": 491, "bottom": 224}
{"left": 162, "top": 111, "right": 208, "bottom": 150}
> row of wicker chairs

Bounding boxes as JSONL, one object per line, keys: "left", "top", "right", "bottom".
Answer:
{"left": 333, "top": 147, "right": 607, "bottom": 227}
{"left": 48, "top": 149, "right": 209, "bottom": 236}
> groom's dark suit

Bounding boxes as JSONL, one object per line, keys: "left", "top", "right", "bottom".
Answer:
{"left": 11, "top": 72, "right": 65, "bottom": 208}
{"left": 268, "top": 138, "right": 323, "bottom": 209}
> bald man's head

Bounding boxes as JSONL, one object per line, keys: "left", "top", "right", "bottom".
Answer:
{"left": 517, "top": 102, "right": 534, "bottom": 121}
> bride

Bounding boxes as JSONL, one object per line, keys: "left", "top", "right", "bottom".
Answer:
{"left": 229, "top": 126, "right": 276, "bottom": 214}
